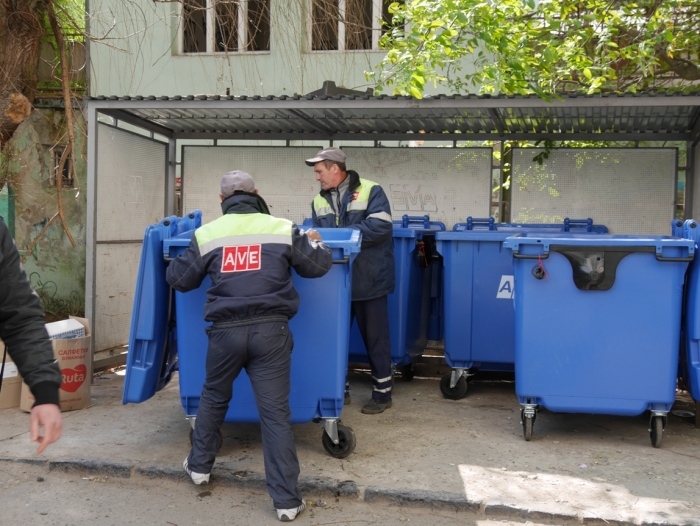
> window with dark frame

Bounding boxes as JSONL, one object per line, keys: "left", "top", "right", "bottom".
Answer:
{"left": 311, "top": 0, "right": 404, "bottom": 51}
{"left": 345, "top": 0, "right": 372, "bottom": 50}
{"left": 183, "top": 0, "right": 207, "bottom": 53}
{"left": 182, "top": 0, "right": 270, "bottom": 54}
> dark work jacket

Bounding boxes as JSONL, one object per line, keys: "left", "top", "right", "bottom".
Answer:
{"left": 311, "top": 170, "right": 395, "bottom": 301}
{"left": 0, "top": 217, "right": 61, "bottom": 406}
{"left": 166, "top": 193, "right": 332, "bottom": 323}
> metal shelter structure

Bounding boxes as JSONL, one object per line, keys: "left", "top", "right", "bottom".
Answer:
{"left": 86, "top": 92, "right": 700, "bottom": 357}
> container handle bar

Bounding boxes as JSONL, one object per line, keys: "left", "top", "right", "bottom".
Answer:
{"left": 512, "top": 249, "right": 549, "bottom": 260}
{"left": 332, "top": 256, "right": 350, "bottom": 264}
{"left": 655, "top": 254, "right": 694, "bottom": 262}
{"left": 563, "top": 218, "right": 593, "bottom": 232}
{"left": 401, "top": 215, "right": 430, "bottom": 228}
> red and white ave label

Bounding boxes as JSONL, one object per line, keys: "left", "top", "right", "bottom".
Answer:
{"left": 221, "top": 245, "right": 262, "bottom": 272}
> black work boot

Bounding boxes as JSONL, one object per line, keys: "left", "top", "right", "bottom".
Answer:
{"left": 361, "top": 398, "right": 392, "bottom": 414}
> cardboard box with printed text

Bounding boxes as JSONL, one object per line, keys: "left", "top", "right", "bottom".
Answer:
{"left": 19, "top": 317, "right": 91, "bottom": 412}
{"left": 0, "top": 339, "right": 23, "bottom": 410}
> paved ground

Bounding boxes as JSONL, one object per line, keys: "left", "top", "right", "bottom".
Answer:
{"left": 1, "top": 367, "right": 700, "bottom": 525}
{"left": 1, "top": 461, "right": 560, "bottom": 526}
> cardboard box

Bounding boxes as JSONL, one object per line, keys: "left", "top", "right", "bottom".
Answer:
{"left": 20, "top": 317, "right": 92, "bottom": 412}
{"left": 0, "top": 339, "right": 23, "bottom": 410}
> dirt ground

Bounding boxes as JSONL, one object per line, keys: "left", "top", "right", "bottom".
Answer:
{"left": 1, "top": 367, "right": 700, "bottom": 524}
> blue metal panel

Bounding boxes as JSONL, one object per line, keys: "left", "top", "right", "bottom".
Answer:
{"left": 124, "top": 218, "right": 361, "bottom": 424}
{"left": 680, "top": 219, "right": 700, "bottom": 402}
{"left": 435, "top": 219, "right": 609, "bottom": 372}
{"left": 122, "top": 214, "right": 198, "bottom": 404}
{"left": 504, "top": 232, "right": 692, "bottom": 415}
{"left": 349, "top": 216, "right": 444, "bottom": 367}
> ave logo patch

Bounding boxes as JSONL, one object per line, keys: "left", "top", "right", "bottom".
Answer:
{"left": 496, "top": 275, "right": 514, "bottom": 299}
{"left": 221, "top": 245, "right": 261, "bottom": 272}
{"left": 350, "top": 191, "right": 360, "bottom": 201}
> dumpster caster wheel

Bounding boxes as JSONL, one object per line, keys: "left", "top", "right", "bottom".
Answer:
{"left": 523, "top": 417, "right": 534, "bottom": 441}
{"left": 399, "top": 363, "right": 415, "bottom": 382}
{"left": 440, "top": 373, "right": 467, "bottom": 400}
{"left": 650, "top": 416, "right": 664, "bottom": 448}
{"left": 189, "top": 428, "right": 224, "bottom": 452}
{"left": 322, "top": 423, "right": 356, "bottom": 459}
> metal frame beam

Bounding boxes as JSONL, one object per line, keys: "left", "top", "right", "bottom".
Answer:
{"left": 169, "top": 131, "right": 690, "bottom": 142}
{"left": 85, "top": 103, "right": 99, "bottom": 372}
{"left": 691, "top": 112, "right": 700, "bottom": 144}
{"left": 685, "top": 140, "right": 695, "bottom": 219}
{"left": 99, "top": 109, "right": 175, "bottom": 138}
{"left": 87, "top": 95, "right": 700, "bottom": 111}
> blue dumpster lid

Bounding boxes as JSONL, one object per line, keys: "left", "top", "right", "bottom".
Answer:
{"left": 123, "top": 214, "right": 202, "bottom": 405}
{"left": 503, "top": 232, "right": 694, "bottom": 260}
{"left": 452, "top": 217, "right": 608, "bottom": 233}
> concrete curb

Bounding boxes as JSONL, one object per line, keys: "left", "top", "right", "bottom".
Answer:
{"left": 364, "top": 486, "right": 479, "bottom": 512}
{"left": 2, "top": 457, "right": 698, "bottom": 526}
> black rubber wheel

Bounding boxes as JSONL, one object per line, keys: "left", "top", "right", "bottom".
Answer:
{"left": 650, "top": 416, "right": 663, "bottom": 448}
{"left": 322, "top": 423, "right": 356, "bottom": 459}
{"left": 399, "top": 363, "right": 415, "bottom": 382}
{"left": 523, "top": 416, "right": 534, "bottom": 441}
{"left": 439, "top": 373, "right": 468, "bottom": 400}
{"left": 189, "top": 428, "right": 224, "bottom": 452}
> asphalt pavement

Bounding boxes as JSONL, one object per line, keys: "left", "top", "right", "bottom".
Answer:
{"left": 1, "top": 367, "right": 700, "bottom": 526}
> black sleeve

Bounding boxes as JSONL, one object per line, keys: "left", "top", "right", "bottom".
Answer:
{"left": 0, "top": 218, "right": 61, "bottom": 406}
{"left": 166, "top": 236, "right": 207, "bottom": 292}
{"left": 290, "top": 225, "right": 333, "bottom": 278}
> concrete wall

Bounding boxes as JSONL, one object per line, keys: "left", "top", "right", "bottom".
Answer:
{"left": 5, "top": 105, "right": 87, "bottom": 318}
{"left": 88, "top": 0, "right": 470, "bottom": 97}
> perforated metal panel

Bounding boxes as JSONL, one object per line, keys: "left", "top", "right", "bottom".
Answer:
{"left": 182, "top": 146, "right": 492, "bottom": 227}
{"left": 511, "top": 148, "right": 677, "bottom": 235}
{"left": 94, "top": 244, "right": 142, "bottom": 352}
{"left": 95, "top": 124, "right": 166, "bottom": 351}
{"left": 97, "top": 126, "right": 166, "bottom": 240}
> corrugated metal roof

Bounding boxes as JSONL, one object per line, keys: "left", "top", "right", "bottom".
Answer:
{"left": 87, "top": 92, "right": 700, "bottom": 140}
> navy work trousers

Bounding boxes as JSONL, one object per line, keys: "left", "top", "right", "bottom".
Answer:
{"left": 352, "top": 295, "right": 393, "bottom": 400}
{"left": 187, "top": 319, "right": 302, "bottom": 509}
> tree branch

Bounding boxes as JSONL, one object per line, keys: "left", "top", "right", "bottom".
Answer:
{"left": 43, "top": 0, "right": 77, "bottom": 248}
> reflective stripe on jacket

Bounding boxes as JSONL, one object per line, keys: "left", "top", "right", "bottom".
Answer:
{"left": 311, "top": 170, "right": 395, "bottom": 301}
{"left": 167, "top": 193, "right": 332, "bottom": 323}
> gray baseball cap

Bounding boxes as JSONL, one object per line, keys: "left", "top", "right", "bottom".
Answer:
{"left": 221, "top": 170, "right": 255, "bottom": 197}
{"left": 305, "top": 147, "right": 346, "bottom": 166}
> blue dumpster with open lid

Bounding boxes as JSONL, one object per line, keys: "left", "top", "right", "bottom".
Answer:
{"left": 347, "top": 215, "right": 445, "bottom": 380}
{"left": 503, "top": 232, "right": 694, "bottom": 447}
{"left": 434, "top": 218, "right": 608, "bottom": 400}
{"left": 122, "top": 211, "right": 362, "bottom": 458}
{"left": 678, "top": 219, "right": 700, "bottom": 404}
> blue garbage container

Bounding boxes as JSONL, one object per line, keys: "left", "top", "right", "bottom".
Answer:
{"left": 348, "top": 215, "right": 445, "bottom": 381}
{"left": 503, "top": 232, "right": 693, "bottom": 447}
{"left": 123, "top": 212, "right": 362, "bottom": 458}
{"left": 434, "top": 218, "right": 608, "bottom": 399}
{"left": 678, "top": 219, "right": 700, "bottom": 404}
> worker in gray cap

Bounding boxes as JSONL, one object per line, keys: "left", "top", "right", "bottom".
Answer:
{"left": 166, "top": 170, "right": 332, "bottom": 522}
{"left": 306, "top": 148, "right": 395, "bottom": 414}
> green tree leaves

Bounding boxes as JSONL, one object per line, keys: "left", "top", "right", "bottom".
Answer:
{"left": 371, "top": 0, "right": 700, "bottom": 96}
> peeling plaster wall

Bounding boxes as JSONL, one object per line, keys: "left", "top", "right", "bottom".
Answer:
{"left": 6, "top": 107, "right": 87, "bottom": 317}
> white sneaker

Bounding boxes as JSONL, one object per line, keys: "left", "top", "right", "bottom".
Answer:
{"left": 183, "top": 458, "right": 210, "bottom": 485}
{"left": 276, "top": 501, "right": 306, "bottom": 522}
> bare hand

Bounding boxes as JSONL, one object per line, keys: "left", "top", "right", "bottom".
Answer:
{"left": 305, "top": 229, "right": 322, "bottom": 242}
{"left": 30, "top": 404, "right": 63, "bottom": 455}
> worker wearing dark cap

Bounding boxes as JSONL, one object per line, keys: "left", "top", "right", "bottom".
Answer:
{"left": 306, "top": 148, "right": 395, "bottom": 415}
{"left": 166, "top": 170, "right": 332, "bottom": 522}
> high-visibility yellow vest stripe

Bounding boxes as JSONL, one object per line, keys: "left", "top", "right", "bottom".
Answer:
{"left": 195, "top": 213, "right": 292, "bottom": 256}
